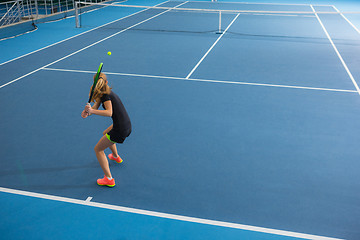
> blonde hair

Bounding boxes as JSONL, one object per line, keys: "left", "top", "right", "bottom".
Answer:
{"left": 90, "top": 73, "right": 111, "bottom": 102}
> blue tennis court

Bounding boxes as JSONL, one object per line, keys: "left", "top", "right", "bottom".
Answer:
{"left": 1, "top": 0, "right": 360, "bottom": 239}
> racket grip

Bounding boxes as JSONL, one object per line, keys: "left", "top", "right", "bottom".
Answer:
{"left": 86, "top": 103, "right": 91, "bottom": 114}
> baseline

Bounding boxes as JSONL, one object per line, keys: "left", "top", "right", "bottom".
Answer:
{"left": 0, "top": 187, "right": 342, "bottom": 240}
{"left": 199, "top": 1, "right": 332, "bottom": 7}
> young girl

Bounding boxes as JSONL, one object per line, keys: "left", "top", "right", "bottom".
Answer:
{"left": 81, "top": 73, "right": 131, "bottom": 187}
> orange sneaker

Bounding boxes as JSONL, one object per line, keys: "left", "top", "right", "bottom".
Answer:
{"left": 108, "top": 153, "right": 123, "bottom": 163}
{"left": 97, "top": 176, "right": 115, "bottom": 187}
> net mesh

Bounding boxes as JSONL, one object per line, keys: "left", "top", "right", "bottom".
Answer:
{"left": 74, "top": 1, "right": 360, "bottom": 38}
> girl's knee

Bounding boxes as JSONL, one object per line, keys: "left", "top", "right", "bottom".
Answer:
{"left": 94, "top": 144, "right": 102, "bottom": 153}
{"left": 95, "top": 135, "right": 112, "bottom": 153}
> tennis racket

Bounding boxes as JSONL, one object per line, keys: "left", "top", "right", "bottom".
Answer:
{"left": 88, "top": 62, "right": 103, "bottom": 103}
{"left": 84, "top": 63, "right": 103, "bottom": 116}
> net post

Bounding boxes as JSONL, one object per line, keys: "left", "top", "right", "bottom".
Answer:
{"left": 50, "top": 0, "right": 53, "bottom": 13}
{"left": 216, "top": 11, "right": 222, "bottom": 34}
{"left": 75, "top": 1, "right": 79, "bottom": 28}
{"left": 35, "top": 0, "right": 39, "bottom": 19}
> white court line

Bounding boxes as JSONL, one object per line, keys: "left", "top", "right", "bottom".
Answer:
{"left": 0, "top": 1, "right": 188, "bottom": 90}
{"left": 311, "top": 5, "right": 360, "bottom": 96}
{"left": 186, "top": 13, "right": 240, "bottom": 79}
{"left": 43, "top": 67, "right": 357, "bottom": 93}
{"left": 85, "top": 196, "right": 93, "bottom": 202}
{"left": 0, "top": 0, "right": 169, "bottom": 66}
{"left": 38, "top": 0, "right": 129, "bottom": 24}
{"left": 74, "top": 0, "right": 129, "bottom": 17}
{"left": 0, "top": 68, "right": 43, "bottom": 89}
{"left": 332, "top": 5, "right": 360, "bottom": 35}
{"left": 0, "top": 187, "right": 343, "bottom": 240}
{"left": 191, "top": 0, "right": 332, "bottom": 7}
{"left": 243, "top": 13, "right": 314, "bottom": 18}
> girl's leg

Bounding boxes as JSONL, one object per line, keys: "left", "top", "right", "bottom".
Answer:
{"left": 109, "top": 142, "right": 119, "bottom": 158}
{"left": 94, "top": 135, "right": 116, "bottom": 178}
{"left": 102, "top": 124, "right": 113, "bottom": 135}
{"left": 103, "top": 124, "right": 119, "bottom": 158}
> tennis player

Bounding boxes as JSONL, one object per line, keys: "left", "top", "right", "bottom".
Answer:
{"left": 81, "top": 73, "right": 131, "bottom": 187}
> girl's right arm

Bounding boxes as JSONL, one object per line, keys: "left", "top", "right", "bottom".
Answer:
{"left": 90, "top": 101, "right": 101, "bottom": 113}
{"left": 82, "top": 101, "right": 101, "bottom": 118}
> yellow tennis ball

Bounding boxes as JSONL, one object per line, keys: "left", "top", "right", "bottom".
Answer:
{"left": 107, "top": 51, "right": 112, "bottom": 56}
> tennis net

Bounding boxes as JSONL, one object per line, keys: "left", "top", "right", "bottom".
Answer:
{"left": 74, "top": 1, "right": 360, "bottom": 37}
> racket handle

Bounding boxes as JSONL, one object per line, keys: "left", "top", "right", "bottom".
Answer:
{"left": 86, "top": 103, "right": 91, "bottom": 114}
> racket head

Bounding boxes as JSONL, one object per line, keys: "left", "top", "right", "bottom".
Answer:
{"left": 88, "top": 63, "right": 103, "bottom": 103}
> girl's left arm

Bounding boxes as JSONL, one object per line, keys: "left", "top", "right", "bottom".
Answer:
{"left": 87, "top": 100, "right": 113, "bottom": 117}
{"left": 83, "top": 101, "right": 100, "bottom": 116}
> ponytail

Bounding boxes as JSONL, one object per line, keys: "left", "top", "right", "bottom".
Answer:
{"left": 90, "top": 73, "right": 111, "bottom": 102}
